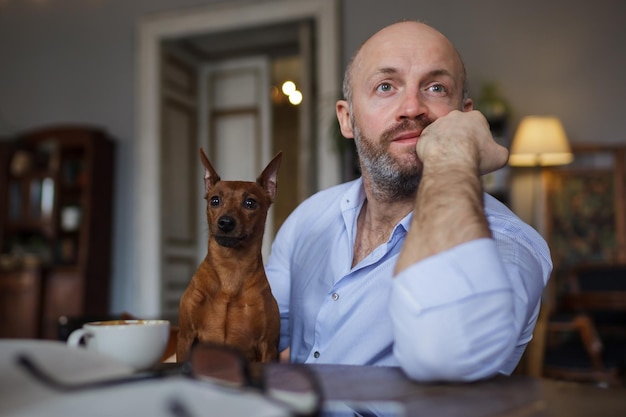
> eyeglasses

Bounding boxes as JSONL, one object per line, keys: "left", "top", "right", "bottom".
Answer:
{"left": 16, "top": 342, "right": 322, "bottom": 417}
{"left": 187, "top": 343, "right": 322, "bottom": 417}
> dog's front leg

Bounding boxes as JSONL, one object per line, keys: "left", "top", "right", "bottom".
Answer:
{"left": 257, "top": 338, "right": 279, "bottom": 362}
{"left": 176, "top": 299, "right": 196, "bottom": 363}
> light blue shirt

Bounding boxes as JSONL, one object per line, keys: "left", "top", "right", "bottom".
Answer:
{"left": 266, "top": 178, "right": 552, "bottom": 381}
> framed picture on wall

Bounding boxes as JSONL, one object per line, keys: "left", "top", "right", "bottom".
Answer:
{"left": 544, "top": 145, "right": 626, "bottom": 279}
{"left": 545, "top": 168, "right": 616, "bottom": 269}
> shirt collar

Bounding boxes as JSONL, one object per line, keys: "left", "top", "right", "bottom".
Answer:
{"left": 340, "top": 178, "right": 413, "bottom": 234}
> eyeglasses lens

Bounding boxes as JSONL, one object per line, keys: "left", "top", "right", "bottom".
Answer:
{"left": 264, "top": 365, "right": 321, "bottom": 416}
{"left": 188, "top": 344, "right": 248, "bottom": 386}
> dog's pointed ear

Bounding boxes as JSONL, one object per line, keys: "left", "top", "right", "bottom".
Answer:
{"left": 257, "top": 151, "right": 282, "bottom": 202}
{"left": 199, "top": 148, "right": 220, "bottom": 196}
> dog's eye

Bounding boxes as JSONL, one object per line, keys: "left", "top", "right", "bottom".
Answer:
{"left": 210, "top": 196, "right": 221, "bottom": 207}
{"left": 243, "top": 198, "right": 257, "bottom": 210}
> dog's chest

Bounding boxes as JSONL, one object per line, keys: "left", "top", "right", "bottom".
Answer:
{"left": 192, "top": 274, "right": 268, "bottom": 313}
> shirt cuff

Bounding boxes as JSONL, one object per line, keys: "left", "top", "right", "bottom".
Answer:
{"left": 393, "top": 238, "right": 511, "bottom": 311}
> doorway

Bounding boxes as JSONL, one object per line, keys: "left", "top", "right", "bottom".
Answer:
{"left": 159, "top": 51, "right": 279, "bottom": 322}
{"left": 135, "top": 0, "right": 341, "bottom": 318}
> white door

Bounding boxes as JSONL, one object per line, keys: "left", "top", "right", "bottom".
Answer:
{"left": 198, "top": 57, "right": 273, "bottom": 264}
{"left": 160, "top": 54, "right": 200, "bottom": 323}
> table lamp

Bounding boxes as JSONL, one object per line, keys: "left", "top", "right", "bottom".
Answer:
{"left": 509, "top": 116, "right": 573, "bottom": 231}
{"left": 509, "top": 116, "right": 573, "bottom": 167}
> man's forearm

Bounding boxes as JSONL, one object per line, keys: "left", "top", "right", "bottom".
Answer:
{"left": 394, "top": 163, "right": 490, "bottom": 274}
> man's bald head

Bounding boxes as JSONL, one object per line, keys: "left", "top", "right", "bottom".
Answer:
{"left": 342, "top": 21, "right": 468, "bottom": 105}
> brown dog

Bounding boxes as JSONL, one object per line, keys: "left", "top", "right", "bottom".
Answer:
{"left": 177, "top": 148, "right": 282, "bottom": 363}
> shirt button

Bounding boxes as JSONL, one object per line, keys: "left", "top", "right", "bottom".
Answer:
{"left": 332, "top": 293, "right": 339, "bottom": 301}
{"left": 313, "top": 351, "right": 320, "bottom": 358}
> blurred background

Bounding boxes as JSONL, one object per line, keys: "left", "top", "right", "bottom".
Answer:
{"left": 1, "top": 0, "right": 625, "bottom": 383}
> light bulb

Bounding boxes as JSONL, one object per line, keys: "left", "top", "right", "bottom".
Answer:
{"left": 288, "top": 90, "right": 303, "bottom": 105}
{"left": 281, "top": 81, "right": 296, "bottom": 96}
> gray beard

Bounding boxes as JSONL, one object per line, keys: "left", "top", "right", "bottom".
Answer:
{"left": 356, "top": 142, "right": 421, "bottom": 201}
{"left": 352, "top": 120, "right": 428, "bottom": 202}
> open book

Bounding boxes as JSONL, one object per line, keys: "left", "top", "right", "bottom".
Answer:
{"left": 0, "top": 339, "right": 291, "bottom": 417}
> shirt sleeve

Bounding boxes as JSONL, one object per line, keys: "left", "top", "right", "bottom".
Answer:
{"left": 265, "top": 211, "right": 296, "bottom": 353}
{"left": 389, "top": 236, "right": 550, "bottom": 382}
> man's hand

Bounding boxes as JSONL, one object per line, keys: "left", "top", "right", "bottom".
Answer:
{"left": 417, "top": 110, "right": 509, "bottom": 176}
{"left": 395, "top": 110, "right": 505, "bottom": 275}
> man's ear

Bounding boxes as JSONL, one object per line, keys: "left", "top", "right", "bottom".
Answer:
{"left": 463, "top": 98, "right": 474, "bottom": 112}
{"left": 336, "top": 99, "right": 354, "bottom": 139}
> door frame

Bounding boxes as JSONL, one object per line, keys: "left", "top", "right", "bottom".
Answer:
{"left": 135, "top": 0, "right": 341, "bottom": 316}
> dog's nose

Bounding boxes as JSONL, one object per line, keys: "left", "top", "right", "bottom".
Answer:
{"left": 217, "top": 216, "right": 236, "bottom": 233}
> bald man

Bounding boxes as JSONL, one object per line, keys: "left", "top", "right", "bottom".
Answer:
{"left": 266, "top": 21, "right": 551, "bottom": 382}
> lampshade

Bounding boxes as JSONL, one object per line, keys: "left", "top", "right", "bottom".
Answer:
{"left": 509, "top": 116, "right": 573, "bottom": 166}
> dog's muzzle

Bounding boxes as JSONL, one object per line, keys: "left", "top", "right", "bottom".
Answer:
{"left": 214, "top": 215, "right": 246, "bottom": 247}
{"left": 214, "top": 235, "right": 245, "bottom": 248}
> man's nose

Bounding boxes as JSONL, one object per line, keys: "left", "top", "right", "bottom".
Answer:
{"left": 398, "top": 90, "right": 428, "bottom": 120}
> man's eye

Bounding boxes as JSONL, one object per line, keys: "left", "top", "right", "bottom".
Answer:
{"left": 376, "top": 82, "right": 393, "bottom": 93}
{"left": 244, "top": 198, "right": 258, "bottom": 209}
{"left": 428, "top": 84, "right": 446, "bottom": 94}
{"left": 210, "top": 196, "right": 221, "bottom": 207}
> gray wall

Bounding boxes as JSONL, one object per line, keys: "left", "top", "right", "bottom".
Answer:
{"left": 0, "top": 0, "right": 226, "bottom": 313}
{"left": 1, "top": 0, "right": 625, "bottom": 314}
{"left": 342, "top": 0, "right": 626, "bottom": 143}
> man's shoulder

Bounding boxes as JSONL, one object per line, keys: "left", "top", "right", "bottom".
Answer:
{"left": 484, "top": 193, "right": 550, "bottom": 251}
{"left": 280, "top": 179, "right": 361, "bottom": 234}
{"left": 298, "top": 179, "right": 360, "bottom": 208}
{"left": 274, "top": 180, "right": 359, "bottom": 252}
{"left": 484, "top": 193, "right": 528, "bottom": 229}
{"left": 483, "top": 193, "right": 516, "bottom": 218}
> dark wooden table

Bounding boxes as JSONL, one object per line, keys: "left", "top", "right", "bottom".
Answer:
{"left": 14, "top": 340, "right": 623, "bottom": 416}
{"left": 278, "top": 364, "right": 626, "bottom": 417}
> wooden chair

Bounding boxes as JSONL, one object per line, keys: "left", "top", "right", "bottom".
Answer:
{"left": 541, "top": 263, "right": 626, "bottom": 386}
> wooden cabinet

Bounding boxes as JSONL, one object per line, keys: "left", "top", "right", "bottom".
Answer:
{"left": 0, "top": 266, "right": 42, "bottom": 338}
{"left": 0, "top": 126, "right": 114, "bottom": 339}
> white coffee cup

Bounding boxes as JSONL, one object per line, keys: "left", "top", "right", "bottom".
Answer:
{"left": 67, "top": 319, "right": 170, "bottom": 370}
